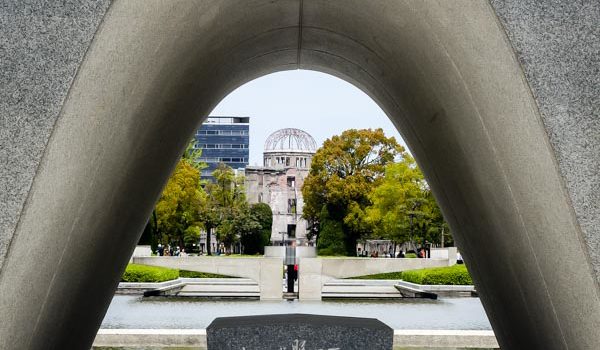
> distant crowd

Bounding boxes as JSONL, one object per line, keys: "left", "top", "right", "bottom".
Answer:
{"left": 156, "top": 244, "right": 188, "bottom": 257}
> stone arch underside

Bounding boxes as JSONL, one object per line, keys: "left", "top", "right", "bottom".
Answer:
{"left": 0, "top": 1, "right": 598, "bottom": 349}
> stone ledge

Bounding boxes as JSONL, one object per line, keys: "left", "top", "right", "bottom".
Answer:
{"left": 93, "top": 329, "right": 498, "bottom": 349}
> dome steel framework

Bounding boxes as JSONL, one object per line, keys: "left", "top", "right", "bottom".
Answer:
{"left": 264, "top": 128, "right": 317, "bottom": 152}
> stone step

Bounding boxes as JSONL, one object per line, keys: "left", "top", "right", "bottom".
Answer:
{"left": 177, "top": 292, "right": 259, "bottom": 298}
{"left": 394, "top": 284, "right": 437, "bottom": 299}
{"left": 322, "top": 293, "right": 403, "bottom": 299}
{"left": 180, "top": 278, "right": 256, "bottom": 285}
{"left": 179, "top": 284, "right": 259, "bottom": 293}
{"left": 323, "top": 285, "right": 400, "bottom": 293}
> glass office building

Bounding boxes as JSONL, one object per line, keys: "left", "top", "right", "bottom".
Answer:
{"left": 194, "top": 116, "right": 250, "bottom": 181}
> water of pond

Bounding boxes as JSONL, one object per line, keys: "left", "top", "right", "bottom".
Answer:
{"left": 95, "top": 348, "right": 493, "bottom": 350}
{"left": 101, "top": 295, "right": 491, "bottom": 330}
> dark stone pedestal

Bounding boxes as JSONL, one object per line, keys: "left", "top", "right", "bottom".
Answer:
{"left": 207, "top": 313, "right": 393, "bottom": 350}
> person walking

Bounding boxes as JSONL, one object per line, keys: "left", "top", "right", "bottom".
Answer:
{"left": 157, "top": 244, "right": 164, "bottom": 256}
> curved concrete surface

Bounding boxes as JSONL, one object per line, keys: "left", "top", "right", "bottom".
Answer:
{"left": 0, "top": 1, "right": 598, "bottom": 349}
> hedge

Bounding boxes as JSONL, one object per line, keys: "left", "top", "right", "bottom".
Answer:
{"left": 121, "top": 264, "right": 236, "bottom": 282}
{"left": 179, "top": 270, "right": 236, "bottom": 278}
{"left": 352, "top": 271, "right": 404, "bottom": 280}
{"left": 122, "top": 264, "right": 179, "bottom": 282}
{"left": 401, "top": 264, "right": 472, "bottom": 285}
{"left": 351, "top": 264, "right": 472, "bottom": 285}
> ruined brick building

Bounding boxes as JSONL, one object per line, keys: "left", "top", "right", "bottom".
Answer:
{"left": 245, "top": 128, "right": 317, "bottom": 246}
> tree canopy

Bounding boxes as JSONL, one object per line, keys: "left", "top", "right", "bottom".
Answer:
{"left": 364, "top": 155, "right": 452, "bottom": 251}
{"left": 154, "top": 156, "right": 206, "bottom": 247}
{"left": 365, "top": 158, "right": 423, "bottom": 244}
{"left": 199, "top": 163, "right": 248, "bottom": 254}
{"left": 302, "top": 128, "right": 405, "bottom": 255}
{"left": 240, "top": 203, "right": 273, "bottom": 255}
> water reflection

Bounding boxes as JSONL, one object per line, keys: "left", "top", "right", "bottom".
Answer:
{"left": 102, "top": 296, "right": 491, "bottom": 330}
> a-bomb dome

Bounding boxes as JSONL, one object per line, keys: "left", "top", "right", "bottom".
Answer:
{"left": 264, "top": 128, "right": 317, "bottom": 153}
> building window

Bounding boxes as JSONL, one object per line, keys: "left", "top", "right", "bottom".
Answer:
{"left": 285, "top": 157, "right": 290, "bottom": 166}
{"left": 287, "top": 176, "right": 295, "bottom": 188}
{"left": 287, "top": 224, "right": 296, "bottom": 238}
{"left": 258, "top": 192, "right": 263, "bottom": 203}
{"left": 288, "top": 199, "right": 297, "bottom": 214}
{"left": 196, "top": 130, "right": 248, "bottom": 136}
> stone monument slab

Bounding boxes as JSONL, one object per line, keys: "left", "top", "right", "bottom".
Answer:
{"left": 206, "top": 313, "right": 393, "bottom": 350}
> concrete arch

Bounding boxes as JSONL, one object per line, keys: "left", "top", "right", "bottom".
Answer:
{"left": 0, "top": 1, "right": 598, "bottom": 349}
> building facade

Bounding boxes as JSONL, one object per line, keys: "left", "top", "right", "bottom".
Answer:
{"left": 245, "top": 128, "right": 316, "bottom": 246}
{"left": 194, "top": 116, "right": 250, "bottom": 181}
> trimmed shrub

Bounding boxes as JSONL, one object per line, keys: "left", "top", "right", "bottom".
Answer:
{"left": 350, "top": 264, "right": 472, "bottom": 285}
{"left": 352, "top": 271, "right": 404, "bottom": 280}
{"left": 401, "top": 264, "right": 472, "bottom": 285}
{"left": 122, "top": 264, "right": 179, "bottom": 282}
{"left": 121, "top": 264, "right": 238, "bottom": 282}
{"left": 179, "top": 270, "right": 236, "bottom": 278}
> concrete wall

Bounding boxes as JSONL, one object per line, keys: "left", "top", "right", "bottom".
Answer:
{"left": 321, "top": 258, "right": 451, "bottom": 280}
{"left": 264, "top": 246, "right": 317, "bottom": 260}
{"left": 132, "top": 245, "right": 152, "bottom": 257}
{"left": 129, "top": 245, "right": 152, "bottom": 263}
{"left": 299, "top": 257, "right": 451, "bottom": 300}
{"left": 430, "top": 247, "right": 458, "bottom": 265}
{"left": 1, "top": 1, "right": 598, "bottom": 349}
{"left": 133, "top": 257, "right": 282, "bottom": 301}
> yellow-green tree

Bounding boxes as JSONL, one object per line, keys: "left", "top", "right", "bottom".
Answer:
{"left": 366, "top": 158, "right": 452, "bottom": 251}
{"left": 154, "top": 158, "right": 207, "bottom": 247}
{"left": 365, "top": 157, "right": 423, "bottom": 247}
{"left": 302, "top": 128, "right": 405, "bottom": 256}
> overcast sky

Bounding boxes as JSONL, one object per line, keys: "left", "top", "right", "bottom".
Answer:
{"left": 209, "top": 70, "right": 406, "bottom": 166}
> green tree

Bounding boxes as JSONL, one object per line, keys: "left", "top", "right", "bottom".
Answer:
{"left": 366, "top": 158, "right": 452, "bottom": 251}
{"left": 240, "top": 203, "right": 273, "bottom": 255}
{"left": 302, "top": 128, "right": 405, "bottom": 255}
{"left": 184, "top": 225, "right": 201, "bottom": 247}
{"left": 145, "top": 141, "right": 207, "bottom": 252}
{"left": 413, "top": 190, "right": 453, "bottom": 247}
{"left": 365, "top": 158, "right": 424, "bottom": 250}
{"left": 154, "top": 158, "right": 206, "bottom": 247}
{"left": 200, "top": 163, "right": 247, "bottom": 254}
{"left": 316, "top": 207, "right": 346, "bottom": 256}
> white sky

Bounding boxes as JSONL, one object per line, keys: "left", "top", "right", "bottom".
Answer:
{"left": 209, "top": 70, "right": 406, "bottom": 166}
